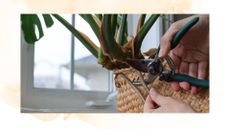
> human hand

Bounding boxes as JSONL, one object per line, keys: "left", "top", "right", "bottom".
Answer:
{"left": 144, "top": 88, "right": 195, "bottom": 113}
{"left": 159, "top": 15, "right": 209, "bottom": 94}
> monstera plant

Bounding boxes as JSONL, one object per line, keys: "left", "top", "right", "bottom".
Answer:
{"left": 21, "top": 14, "right": 209, "bottom": 113}
{"left": 21, "top": 14, "right": 159, "bottom": 69}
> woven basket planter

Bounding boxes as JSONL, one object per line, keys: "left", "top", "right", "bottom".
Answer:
{"left": 114, "top": 67, "right": 209, "bottom": 113}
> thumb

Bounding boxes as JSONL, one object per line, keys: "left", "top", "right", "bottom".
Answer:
{"left": 144, "top": 95, "right": 156, "bottom": 112}
{"left": 159, "top": 25, "right": 179, "bottom": 57}
{"left": 149, "top": 88, "right": 167, "bottom": 106}
{"left": 159, "top": 38, "right": 171, "bottom": 57}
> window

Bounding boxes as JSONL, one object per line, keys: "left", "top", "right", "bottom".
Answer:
{"left": 21, "top": 14, "right": 162, "bottom": 113}
{"left": 33, "top": 14, "right": 72, "bottom": 90}
{"left": 33, "top": 14, "right": 113, "bottom": 91}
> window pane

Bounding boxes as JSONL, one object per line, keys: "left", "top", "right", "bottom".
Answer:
{"left": 72, "top": 14, "right": 109, "bottom": 91}
{"left": 34, "top": 14, "right": 72, "bottom": 89}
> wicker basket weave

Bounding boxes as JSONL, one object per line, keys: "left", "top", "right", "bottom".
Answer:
{"left": 114, "top": 68, "right": 209, "bottom": 113}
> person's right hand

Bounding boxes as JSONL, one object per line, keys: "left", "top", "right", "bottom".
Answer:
{"left": 159, "top": 15, "right": 209, "bottom": 94}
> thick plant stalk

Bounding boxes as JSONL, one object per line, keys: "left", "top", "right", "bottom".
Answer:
{"left": 136, "top": 14, "right": 146, "bottom": 33}
{"left": 95, "top": 14, "right": 102, "bottom": 20}
{"left": 79, "top": 14, "right": 100, "bottom": 39}
{"left": 79, "top": 14, "right": 107, "bottom": 65}
{"left": 99, "top": 15, "right": 128, "bottom": 61}
{"left": 52, "top": 14, "right": 99, "bottom": 58}
{"left": 133, "top": 14, "right": 160, "bottom": 58}
{"left": 117, "top": 14, "right": 127, "bottom": 46}
{"left": 98, "top": 47, "right": 104, "bottom": 63}
{"left": 111, "top": 14, "right": 117, "bottom": 37}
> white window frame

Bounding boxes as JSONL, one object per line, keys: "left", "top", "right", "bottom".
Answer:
{"left": 21, "top": 40, "right": 117, "bottom": 113}
{"left": 21, "top": 14, "right": 162, "bottom": 113}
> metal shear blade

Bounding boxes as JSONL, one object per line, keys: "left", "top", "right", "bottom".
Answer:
{"left": 127, "top": 59, "right": 160, "bottom": 84}
{"left": 145, "top": 73, "right": 158, "bottom": 84}
{"left": 126, "top": 59, "right": 152, "bottom": 72}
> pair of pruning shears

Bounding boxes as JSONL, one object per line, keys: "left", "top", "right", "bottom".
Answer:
{"left": 127, "top": 17, "right": 209, "bottom": 88}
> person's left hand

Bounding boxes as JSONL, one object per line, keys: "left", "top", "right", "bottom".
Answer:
{"left": 144, "top": 88, "right": 195, "bottom": 113}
